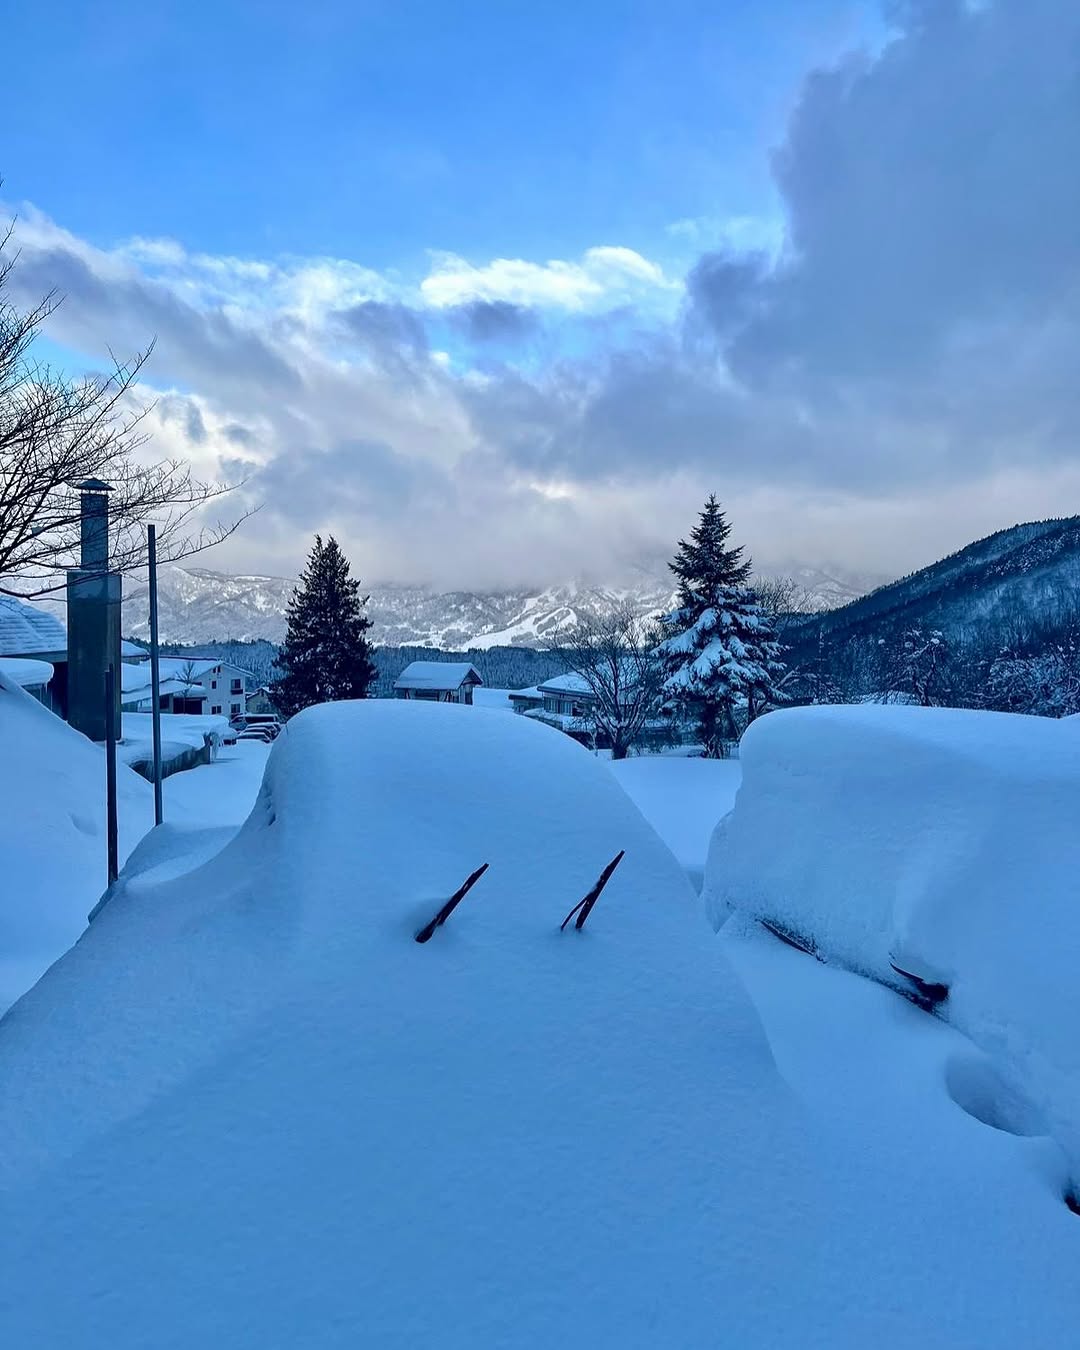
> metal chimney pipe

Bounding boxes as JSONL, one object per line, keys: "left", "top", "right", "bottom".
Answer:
{"left": 78, "top": 478, "right": 112, "bottom": 572}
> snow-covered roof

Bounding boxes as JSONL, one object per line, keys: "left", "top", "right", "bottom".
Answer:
{"left": 394, "top": 661, "right": 483, "bottom": 691}
{"left": 537, "top": 672, "right": 595, "bottom": 698}
{"left": 0, "top": 657, "right": 54, "bottom": 689}
{"left": 507, "top": 686, "right": 542, "bottom": 700}
{"left": 121, "top": 639, "right": 147, "bottom": 658}
{"left": 157, "top": 657, "right": 219, "bottom": 681}
{"left": 0, "top": 597, "right": 66, "bottom": 657}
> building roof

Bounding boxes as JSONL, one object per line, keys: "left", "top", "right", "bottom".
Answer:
{"left": 157, "top": 657, "right": 220, "bottom": 681}
{"left": 537, "top": 672, "right": 596, "bottom": 698}
{"left": 506, "top": 686, "right": 543, "bottom": 701}
{"left": 121, "top": 639, "right": 148, "bottom": 658}
{"left": 0, "top": 597, "right": 66, "bottom": 657}
{"left": 394, "top": 661, "right": 483, "bottom": 692}
{"left": 0, "top": 657, "right": 54, "bottom": 689}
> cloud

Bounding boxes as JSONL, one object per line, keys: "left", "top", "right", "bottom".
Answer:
{"left": 419, "top": 246, "right": 677, "bottom": 312}
{"left": 444, "top": 300, "right": 539, "bottom": 343}
{"left": 4, "top": 0, "right": 1079, "bottom": 589}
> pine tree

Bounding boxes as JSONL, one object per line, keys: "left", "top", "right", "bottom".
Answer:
{"left": 270, "top": 535, "right": 377, "bottom": 719}
{"left": 656, "top": 496, "right": 786, "bottom": 757}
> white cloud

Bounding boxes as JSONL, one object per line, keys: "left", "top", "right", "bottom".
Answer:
{"left": 420, "top": 246, "right": 678, "bottom": 312}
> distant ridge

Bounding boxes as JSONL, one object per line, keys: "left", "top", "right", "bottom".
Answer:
{"left": 793, "top": 517, "right": 1080, "bottom": 646}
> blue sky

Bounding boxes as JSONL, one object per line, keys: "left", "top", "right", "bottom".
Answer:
{"left": 4, "top": 1, "right": 879, "bottom": 267}
{"left": 2, "top": 1, "right": 1078, "bottom": 588}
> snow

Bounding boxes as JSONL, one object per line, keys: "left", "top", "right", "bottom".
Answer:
{"left": 472, "top": 686, "right": 515, "bottom": 710}
{"left": 0, "top": 594, "right": 66, "bottom": 654}
{"left": 5, "top": 698, "right": 1080, "bottom": 1342}
{"left": 0, "top": 674, "right": 267, "bottom": 1016}
{"left": 609, "top": 754, "right": 741, "bottom": 889}
{"left": 0, "top": 656, "right": 54, "bottom": 688}
{"left": 393, "top": 660, "right": 482, "bottom": 691}
{"left": 0, "top": 700, "right": 891, "bottom": 1345}
{"left": 0, "top": 669, "right": 153, "bottom": 1011}
{"left": 705, "top": 702, "right": 1080, "bottom": 1188}
{"left": 537, "top": 671, "right": 592, "bottom": 695}
{"left": 118, "top": 711, "right": 232, "bottom": 767}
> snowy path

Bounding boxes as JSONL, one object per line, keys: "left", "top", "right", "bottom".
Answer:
{"left": 608, "top": 755, "right": 740, "bottom": 888}
{"left": 159, "top": 738, "right": 271, "bottom": 828}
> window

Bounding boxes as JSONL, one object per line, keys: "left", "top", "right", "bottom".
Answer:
{"left": 231, "top": 702, "right": 241, "bottom": 715}
{"left": 211, "top": 705, "right": 222, "bottom": 715}
{"left": 230, "top": 679, "right": 243, "bottom": 694}
{"left": 211, "top": 680, "right": 217, "bottom": 689}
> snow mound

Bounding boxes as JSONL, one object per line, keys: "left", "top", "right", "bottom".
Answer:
{"left": 704, "top": 703, "right": 1080, "bottom": 1181}
{"left": 5, "top": 699, "right": 1080, "bottom": 1344}
{"left": 0, "top": 669, "right": 151, "bottom": 1011}
{"left": 0, "top": 699, "right": 844, "bottom": 1347}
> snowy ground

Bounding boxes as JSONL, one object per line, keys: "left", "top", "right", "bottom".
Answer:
{"left": 3, "top": 697, "right": 1080, "bottom": 1343}
{"left": 609, "top": 754, "right": 740, "bottom": 888}
{"left": 0, "top": 671, "right": 269, "bottom": 1014}
{"left": 119, "top": 711, "right": 232, "bottom": 769}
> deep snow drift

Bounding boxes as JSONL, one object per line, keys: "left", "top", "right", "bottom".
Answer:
{"left": 705, "top": 703, "right": 1080, "bottom": 1188}
{"left": 3, "top": 700, "right": 1080, "bottom": 1346}
{"left": 0, "top": 670, "right": 152, "bottom": 1010}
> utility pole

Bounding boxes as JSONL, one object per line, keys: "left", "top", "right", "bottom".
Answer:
{"left": 105, "top": 665, "right": 119, "bottom": 885}
{"left": 148, "top": 524, "right": 164, "bottom": 826}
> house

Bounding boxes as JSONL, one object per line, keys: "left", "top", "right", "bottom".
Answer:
{"left": 246, "top": 686, "right": 278, "bottom": 716}
{"left": 536, "top": 673, "right": 596, "bottom": 721}
{"left": 520, "top": 671, "right": 677, "bottom": 752}
{"left": 120, "top": 658, "right": 256, "bottom": 718}
{"left": 394, "top": 662, "right": 483, "bottom": 705}
{"left": 505, "top": 686, "right": 543, "bottom": 715}
{"left": 0, "top": 596, "right": 68, "bottom": 714}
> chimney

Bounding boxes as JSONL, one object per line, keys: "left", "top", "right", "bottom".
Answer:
{"left": 78, "top": 478, "right": 112, "bottom": 572}
{"left": 66, "top": 480, "right": 122, "bottom": 741}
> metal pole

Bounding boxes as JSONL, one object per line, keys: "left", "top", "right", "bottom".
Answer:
{"left": 105, "top": 665, "right": 119, "bottom": 885}
{"left": 148, "top": 524, "right": 164, "bottom": 826}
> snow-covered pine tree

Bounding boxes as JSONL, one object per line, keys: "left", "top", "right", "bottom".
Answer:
{"left": 656, "top": 496, "right": 786, "bottom": 757}
{"left": 270, "top": 535, "right": 377, "bottom": 720}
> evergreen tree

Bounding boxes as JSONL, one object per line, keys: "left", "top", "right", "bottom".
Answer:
{"left": 656, "top": 496, "right": 786, "bottom": 757}
{"left": 270, "top": 535, "right": 377, "bottom": 719}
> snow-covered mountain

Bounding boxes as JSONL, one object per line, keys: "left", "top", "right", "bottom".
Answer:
{"left": 111, "top": 564, "right": 882, "bottom": 647}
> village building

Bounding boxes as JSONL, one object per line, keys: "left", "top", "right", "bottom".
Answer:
{"left": 394, "top": 661, "right": 483, "bottom": 705}
{"left": 0, "top": 597, "right": 68, "bottom": 714}
{"left": 120, "top": 657, "right": 256, "bottom": 719}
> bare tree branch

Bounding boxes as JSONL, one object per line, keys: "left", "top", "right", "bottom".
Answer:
{"left": 550, "top": 604, "right": 666, "bottom": 759}
{"left": 0, "top": 226, "right": 253, "bottom": 597}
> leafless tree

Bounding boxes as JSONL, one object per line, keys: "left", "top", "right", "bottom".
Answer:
{"left": 752, "top": 574, "right": 817, "bottom": 633}
{"left": 881, "top": 627, "right": 951, "bottom": 706}
{"left": 0, "top": 224, "right": 250, "bottom": 597}
{"left": 550, "top": 604, "right": 666, "bottom": 759}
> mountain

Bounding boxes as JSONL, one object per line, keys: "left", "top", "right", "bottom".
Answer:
{"left": 113, "top": 563, "right": 881, "bottom": 648}
{"left": 791, "top": 517, "right": 1080, "bottom": 652}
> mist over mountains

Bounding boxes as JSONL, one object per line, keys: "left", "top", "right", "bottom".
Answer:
{"left": 113, "top": 563, "right": 883, "bottom": 648}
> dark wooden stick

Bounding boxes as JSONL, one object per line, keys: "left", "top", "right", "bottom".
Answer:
{"left": 414, "top": 863, "right": 490, "bottom": 944}
{"left": 560, "top": 851, "right": 625, "bottom": 932}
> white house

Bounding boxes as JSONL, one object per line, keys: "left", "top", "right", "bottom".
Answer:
{"left": 120, "top": 657, "right": 256, "bottom": 718}
{"left": 394, "top": 662, "right": 483, "bottom": 705}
